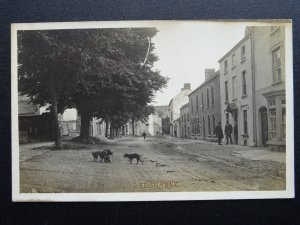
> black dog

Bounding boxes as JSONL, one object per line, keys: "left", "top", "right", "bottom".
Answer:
{"left": 124, "top": 153, "right": 144, "bottom": 165}
{"left": 92, "top": 149, "right": 113, "bottom": 163}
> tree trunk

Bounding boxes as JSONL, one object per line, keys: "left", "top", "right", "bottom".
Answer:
{"left": 132, "top": 117, "right": 135, "bottom": 136}
{"left": 52, "top": 95, "right": 63, "bottom": 149}
{"left": 105, "top": 118, "right": 109, "bottom": 137}
{"left": 110, "top": 123, "right": 114, "bottom": 139}
{"left": 80, "top": 111, "right": 91, "bottom": 139}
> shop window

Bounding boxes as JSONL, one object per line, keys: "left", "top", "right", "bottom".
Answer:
{"left": 269, "top": 108, "right": 277, "bottom": 139}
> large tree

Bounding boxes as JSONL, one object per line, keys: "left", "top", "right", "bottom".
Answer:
{"left": 18, "top": 28, "right": 168, "bottom": 146}
{"left": 18, "top": 30, "right": 82, "bottom": 149}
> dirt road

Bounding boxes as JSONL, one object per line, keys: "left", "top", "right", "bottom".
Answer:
{"left": 20, "top": 136, "right": 286, "bottom": 193}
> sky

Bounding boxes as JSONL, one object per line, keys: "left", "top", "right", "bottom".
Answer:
{"left": 151, "top": 22, "right": 246, "bottom": 106}
{"left": 62, "top": 22, "right": 246, "bottom": 120}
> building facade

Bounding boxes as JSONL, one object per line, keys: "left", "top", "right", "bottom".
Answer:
{"left": 219, "top": 26, "right": 286, "bottom": 149}
{"left": 252, "top": 26, "right": 286, "bottom": 150}
{"left": 179, "top": 103, "right": 190, "bottom": 138}
{"left": 169, "top": 83, "right": 192, "bottom": 137}
{"left": 188, "top": 69, "right": 221, "bottom": 141}
{"left": 18, "top": 95, "right": 54, "bottom": 143}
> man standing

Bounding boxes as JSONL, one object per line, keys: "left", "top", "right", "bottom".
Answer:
{"left": 224, "top": 120, "right": 233, "bottom": 144}
{"left": 142, "top": 131, "right": 146, "bottom": 140}
{"left": 215, "top": 121, "right": 224, "bottom": 145}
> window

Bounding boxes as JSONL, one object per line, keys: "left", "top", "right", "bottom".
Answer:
{"left": 184, "top": 114, "right": 186, "bottom": 122}
{"left": 272, "top": 47, "right": 281, "bottom": 83}
{"left": 208, "top": 115, "right": 211, "bottom": 135}
{"left": 187, "top": 113, "right": 189, "bottom": 121}
{"left": 196, "top": 95, "right": 199, "bottom": 112}
{"left": 243, "top": 110, "right": 248, "bottom": 134}
{"left": 224, "top": 60, "right": 228, "bottom": 73}
{"left": 232, "top": 53, "right": 236, "bottom": 68}
{"left": 197, "top": 118, "right": 200, "bottom": 134}
{"left": 269, "top": 108, "right": 277, "bottom": 139}
{"left": 242, "top": 71, "right": 247, "bottom": 96}
{"left": 225, "top": 81, "right": 229, "bottom": 101}
{"left": 232, "top": 76, "right": 236, "bottom": 99}
{"left": 282, "top": 108, "right": 286, "bottom": 140}
{"left": 191, "top": 98, "right": 193, "bottom": 113}
{"left": 211, "top": 85, "right": 214, "bottom": 106}
{"left": 207, "top": 88, "right": 209, "bottom": 107}
{"left": 201, "top": 92, "right": 204, "bottom": 109}
{"left": 188, "top": 127, "right": 189, "bottom": 135}
{"left": 212, "top": 114, "right": 216, "bottom": 134}
{"left": 241, "top": 45, "right": 245, "bottom": 60}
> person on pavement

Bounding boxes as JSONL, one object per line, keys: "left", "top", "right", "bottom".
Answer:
{"left": 215, "top": 121, "right": 224, "bottom": 145}
{"left": 224, "top": 120, "right": 233, "bottom": 144}
{"left": 142, "top": 131, "right": 146, "bottom": 140}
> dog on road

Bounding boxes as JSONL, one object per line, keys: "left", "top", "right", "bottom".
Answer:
{"left": 92, "top": 149, "right": 113, "bottom": 163}
{"left": 123, "top": 153, "right": 144, "bottom": 165}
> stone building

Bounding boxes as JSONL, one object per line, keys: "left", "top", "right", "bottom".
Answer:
{"left": 252, "top": 26, "right": 286, "bottom": 150}
{"left": 179, "top": 103, "right": 190, "bottom": 138}
{"left": 218, "top": 26, "right": 286, "bottom": 149}
{"left": 219, "top": 31, "right": 255, "bottom": 146}
{"left": 169, "top": 83, "right": 192, "bottom": 137}
{"left": 18, "top": 95, "right": 54, "bottom": 143}
{"left": 188, "top": 69, "right": 221, "bottom": 141}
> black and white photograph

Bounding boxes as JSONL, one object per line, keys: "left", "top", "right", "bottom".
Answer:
{"left": 11, "top": 20, "right": 294, "bottom": 201}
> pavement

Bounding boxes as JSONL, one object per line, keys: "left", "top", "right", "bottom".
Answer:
{"left": 162, "top": 136, "right": 286, "bottom": 163}
{"left": 18, "top": 136, "right": 286, "bottom": 193}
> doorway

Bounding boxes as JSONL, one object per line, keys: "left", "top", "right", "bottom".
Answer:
{"left": 202, "top": 117, "right": 206, "bottom": 139}
{"left": 260, "top": 107, "right": 268, "bottom": 146}
{"left": 233, "top": 111, "right": 238, "bottom": 144}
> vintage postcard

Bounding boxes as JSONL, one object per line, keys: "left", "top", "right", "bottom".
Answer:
{"left": 11, "top": 20, "right": 294, "bottom": 201}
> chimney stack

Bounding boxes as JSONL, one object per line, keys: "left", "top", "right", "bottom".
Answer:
{"left": 205, "top": 68, "right": 215, "bottom": 80}
{"left": 181, "top": 83, "right": 191, "bottom": 91}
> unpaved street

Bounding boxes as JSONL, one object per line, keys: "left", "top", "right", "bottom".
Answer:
{"left": 20, "top": 136, "right": 286, "bottom": 193}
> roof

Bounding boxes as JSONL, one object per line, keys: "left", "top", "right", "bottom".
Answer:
{"left": 188, "top": 71, "right": 220, "bottom": 96}
{"left": 180, "top": 103, "right": 189, "bottom": 110}
{"left": 218, "top": 34, "right": 250, "bottom": 63}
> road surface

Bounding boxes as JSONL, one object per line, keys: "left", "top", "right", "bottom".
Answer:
{"left": 20, "top": 136, "right": 286, "bottom": 193}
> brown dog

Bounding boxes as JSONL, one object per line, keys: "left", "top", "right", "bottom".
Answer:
{"left": 92, "top": 149, "right": 113, "bottom": 163}
{"left": 124, "top": 153, "right": 144, "bottom": 165}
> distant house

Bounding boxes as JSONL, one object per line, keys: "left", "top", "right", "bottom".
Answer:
{"left": 169, "top": 83, "right": 192, "bottom": 137}
{"left": 179, "top": 103, "right": 190, "bottom": 138}
{"left": 188, "top": 69, "right": 221, "bottom": 141}
{"left": 18, "top": 95, "right": 53, "bottom": 143}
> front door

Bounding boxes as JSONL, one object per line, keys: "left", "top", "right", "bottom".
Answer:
{"left": 260, "top": 107, "right": 268, "bottom": 146}
{"left": 233, "top": 111, "right": 238, "bottom": 144}
{"left": 202, "top": 117, "right": 205, "bottom": 139}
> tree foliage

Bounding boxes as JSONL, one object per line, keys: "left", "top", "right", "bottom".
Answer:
{"left": 18, "top": 28, "right": 168, "bottom": 143}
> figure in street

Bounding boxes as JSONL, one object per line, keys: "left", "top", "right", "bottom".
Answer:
{"left": 215, "top": 121, "right": 224, "bottom": 145}
{"left": 224, "top": 120, "right": 233, "bottom": 144}
{"left": 142, "top": 131, "right": 146, "bottom": 140}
